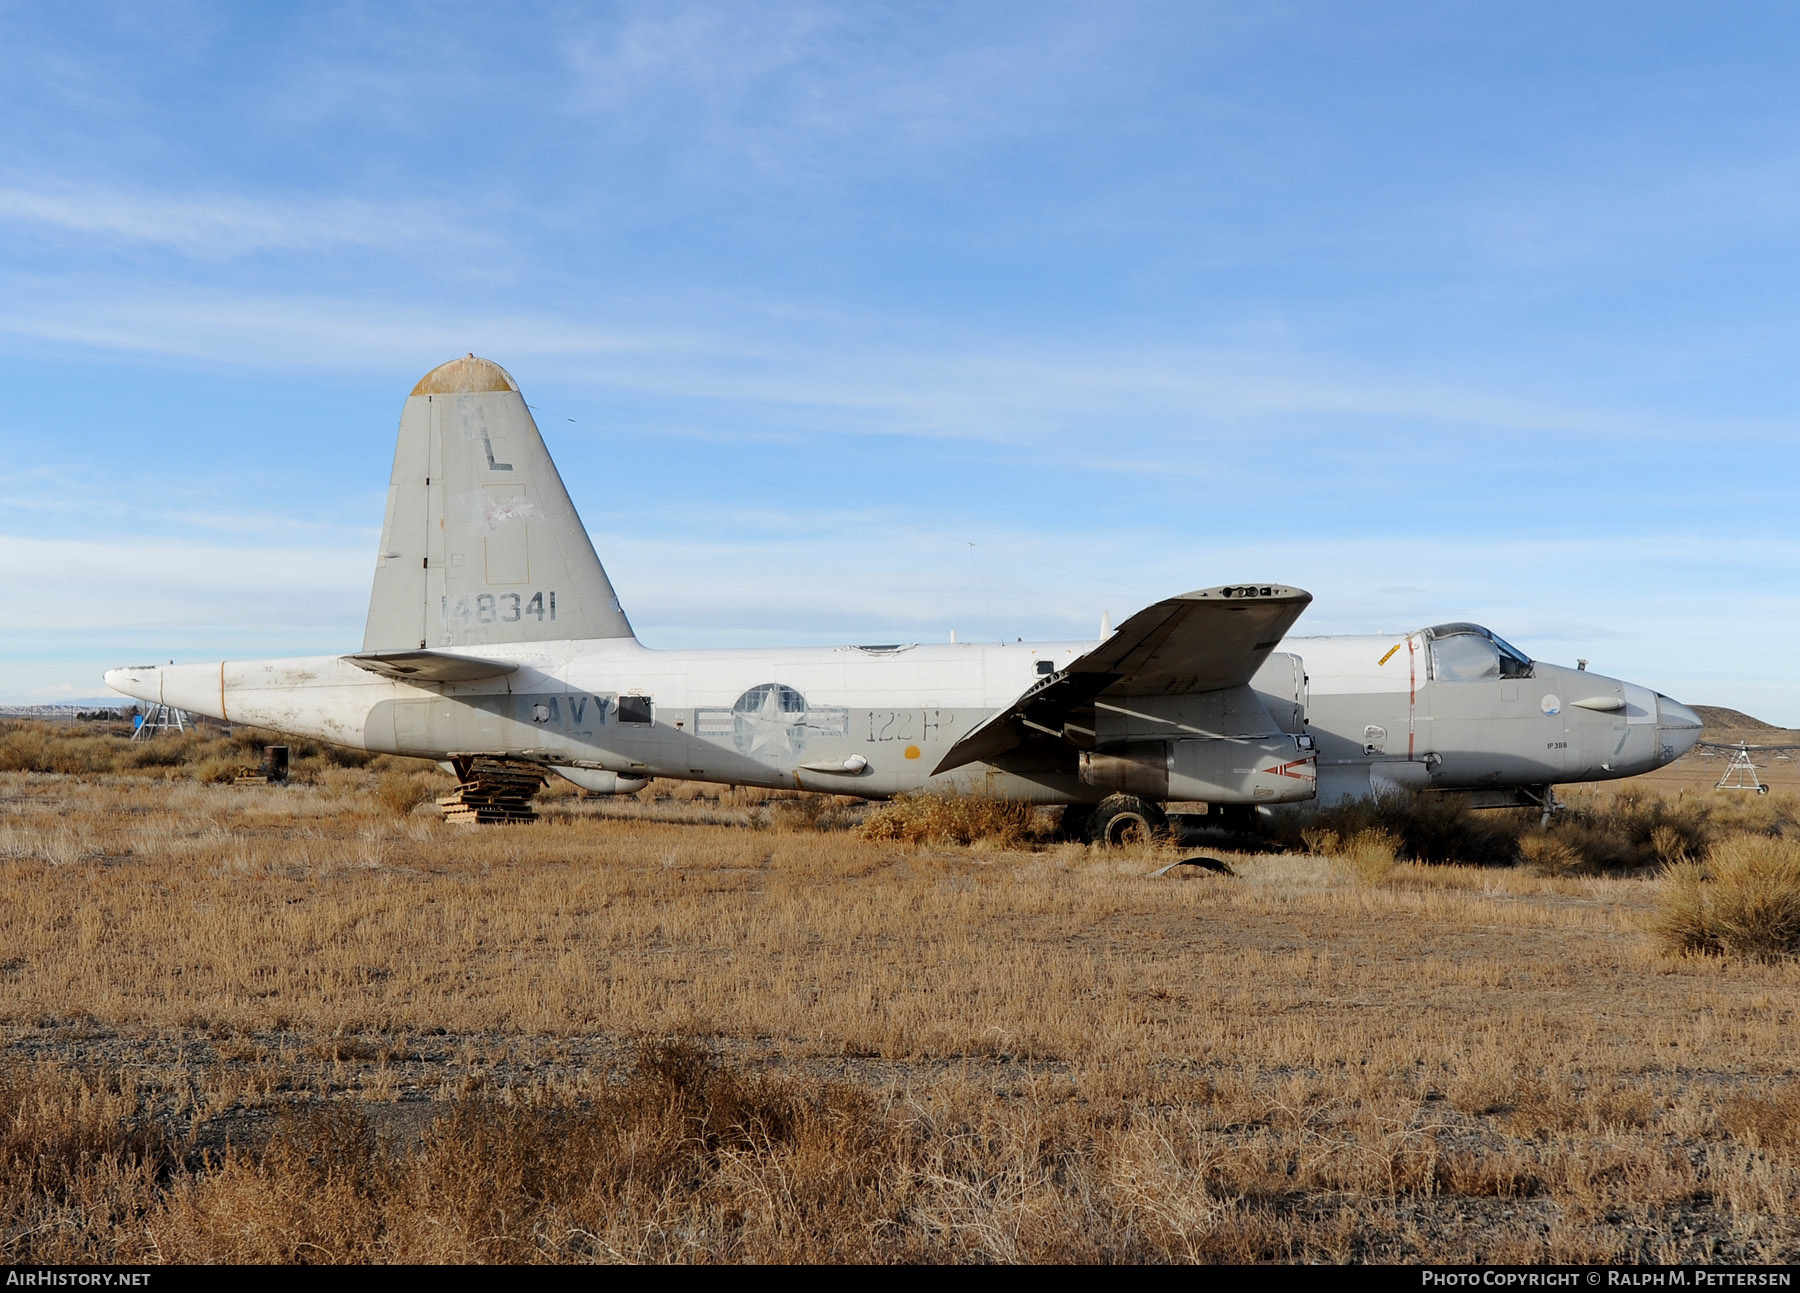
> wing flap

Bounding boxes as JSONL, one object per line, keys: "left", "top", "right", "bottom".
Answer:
{"left": 932, "top": 584, "right": 1310, "bottom": 774}
{"left": 344, "top": 650, "right": 520, "bottom": 683}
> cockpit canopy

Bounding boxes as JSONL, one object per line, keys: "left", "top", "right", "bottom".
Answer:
{"left": 1422, "top": 622, "right": 1534, "bottom": 682}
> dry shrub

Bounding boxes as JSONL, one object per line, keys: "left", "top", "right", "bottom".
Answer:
{"left": 154, "top": 1042, "right": 926, "bottom": 1263}
{"left": 196, "top": 757, "right": 248, "bottom": 784}
{"left": 126, "top": 737, "right": 204, "bottom": 771}
{"left": 765, "top": 793, "right": 859, "bottom": 833}
{"left": 374, "top": 770, "right": 438, "bottom": 817}
{"left": 859, "top": 793, "right": 1038, "bottom": 847}
{"left": 1297, "top": 825, "right": 1338, "bottom": 855}
{"left": 1704, "top": 790, "right": 1800, "bottom": 840}
{"left": 1718, "top": 1085, "right": 1800, "bottom": 1155}
{"left": 147, "top": 1043, "right": 1303, "bottom": 1262}
{"left": 772, "top": 793, "right": 828, "bottom": 830}
{"left": 1554, "top": 793, "right": 1712, "bottom": 872}
{"left": 1517, "top": 830, "right": 1587, "bottom": 876}
{"left": 1335, "top": 829, "right": 1399, "bottom": 885}
{"left": 0, "top": 726, "right": 69, "bottom": 774}
{"left": 0, "top": 719, "right": 386, "bottom": 785}
{"left": 157, "top": 1104, "right": 394, "bottom": 1264}
{"left": 0, "top": 1062, "right": 179, "bottom": 1263}
{"left": 0, "top": 721, "right": 182, "bottom": 775}
{"left": 1650, "top": 835, "right": 1800, "bottom": 961}
{"left": 1648, "top": 824, "right": 1691, "bottom": 866}
{"left": 1278, "top": 789, "right": 1731, "bottom": 874}
{"left": 1304, "top": 825, "right": 1400, "bottom": 884}
{"left": 1277, "top": 794, "right": 1522, "bottom": 867}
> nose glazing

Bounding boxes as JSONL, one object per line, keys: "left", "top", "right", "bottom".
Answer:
{"left": 1654, "top": 695, "right": 1704, "bottom": 764}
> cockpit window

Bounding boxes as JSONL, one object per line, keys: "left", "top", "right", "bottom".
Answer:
{"left": 1429, "top": 632, "right": 1501, "bottom": 681}
{"left": 1424, "top": 623, "right": 1534, "bottom": 681}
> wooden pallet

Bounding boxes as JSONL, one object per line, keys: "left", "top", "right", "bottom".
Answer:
{"left": 437, "top": 761, "right": 547, "bottom": 825}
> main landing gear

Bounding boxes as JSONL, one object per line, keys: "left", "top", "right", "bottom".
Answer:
{"left": 1060, "top": 797, "right": 1266, "bottom": 848}
{"left": 1062, "top": 795, "right": 1170, "bottom": 847}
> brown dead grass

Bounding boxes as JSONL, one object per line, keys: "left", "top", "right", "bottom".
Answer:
{"left": 4, "top": 728, "right": 1800, "bottom": 1261}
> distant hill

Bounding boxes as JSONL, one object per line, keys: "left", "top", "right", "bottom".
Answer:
{"left": 1695, "top": 706, "right": 1782, "bottom": 732}
{"left": 1689, "top": 705, "right": 1800, "bottom": 752}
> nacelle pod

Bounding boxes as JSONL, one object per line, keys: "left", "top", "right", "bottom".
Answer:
{"left": 1080, "top": 735, "right": 1317, "bottom": 803}
{"left": 552, "top": 767, "right": 651, "bottom": 795}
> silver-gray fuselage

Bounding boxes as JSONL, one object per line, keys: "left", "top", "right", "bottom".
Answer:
{"left": 106, "top": 628, "right": 1701, "bottom": 804}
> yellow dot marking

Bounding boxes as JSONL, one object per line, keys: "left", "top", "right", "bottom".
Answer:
{"left": 904, "top": 745, "right": 921, "bottom": 760}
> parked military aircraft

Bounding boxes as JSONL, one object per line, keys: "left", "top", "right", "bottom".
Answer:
{"left": 106, "top": 356, "right": 1703, "bottom": 844}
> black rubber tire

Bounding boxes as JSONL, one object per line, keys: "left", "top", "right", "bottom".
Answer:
{"left": 1087, "top": 794, "right": 1170, "bottom": 847}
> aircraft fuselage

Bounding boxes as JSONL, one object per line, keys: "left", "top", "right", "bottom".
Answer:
{"left": 106, "top": 628, "right": 1701, "bottom": 804}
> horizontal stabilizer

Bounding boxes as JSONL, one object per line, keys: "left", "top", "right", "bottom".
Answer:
{"left": 933, "top": 584, "right": 1311, "bottom": 774}
{"left": 344, "top": 651, "right": 520, "bottom": 683}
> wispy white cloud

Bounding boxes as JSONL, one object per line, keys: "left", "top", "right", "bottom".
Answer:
{"left": 2, "top": 284, "right": 1771, "bottom": 450}
{"left": 3, "top": 534, "right": 368, "bottom": 632}
{"left": 0, "top": 289, "right": 690, "bottom": 373}
{"left": 0, "top": 184, "right": 476, "bottom": 257}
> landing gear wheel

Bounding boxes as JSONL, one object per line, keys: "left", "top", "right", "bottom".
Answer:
{"left": 1087, "top": 794, "right": 1169, "bottom": 848}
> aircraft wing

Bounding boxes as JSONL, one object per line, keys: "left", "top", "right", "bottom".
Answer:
{"left": 343, "top": 650, "right": 520, "bottom": 683}
{"left": 932, "top": 584, "right": 1311, "bottom": 774}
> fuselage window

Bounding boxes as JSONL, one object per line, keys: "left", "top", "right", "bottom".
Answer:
{"left": 1489, "top": 634, "right": 1534, "bottom": 679}
{"left": 618, "top": 694, "right": 654, "bottom": 725}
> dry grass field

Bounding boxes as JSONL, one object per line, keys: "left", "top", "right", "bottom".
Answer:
{"left": 3, "top": 720, "right": 1800, "bottom": 1263}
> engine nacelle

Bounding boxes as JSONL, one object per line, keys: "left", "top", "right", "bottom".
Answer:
{"left": 1080, "top": 735, "right": 1317, "bottom": 803}
{"left": 551, "top": 766, "right": 651, "bottom": 795}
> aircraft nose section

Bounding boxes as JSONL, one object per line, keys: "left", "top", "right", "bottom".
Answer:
{"left": 1655, "top": 695, "right": 1704, "bottom": 763}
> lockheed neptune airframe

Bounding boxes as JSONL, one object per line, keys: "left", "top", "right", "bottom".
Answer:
{"left": 107, "top": 356, "right": 1703, "bottom": 844}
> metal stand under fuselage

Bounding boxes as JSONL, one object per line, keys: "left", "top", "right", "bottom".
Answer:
{"left": 130, "top": 704, "right": 188, "bottom": 740}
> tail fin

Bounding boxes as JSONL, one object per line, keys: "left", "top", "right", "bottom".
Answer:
{"left": 363, "top": 355, "right": 636, "bottom": 651}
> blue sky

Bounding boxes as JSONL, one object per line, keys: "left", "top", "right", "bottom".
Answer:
{"left": 2, "top": 2, "right": 1796, "bottom": 720}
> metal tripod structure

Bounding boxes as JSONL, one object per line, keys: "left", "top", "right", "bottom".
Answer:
{"left": 131, "top": 703, "right": 189, "bottom": 740}
{"left": 1696, "top": 741, "right": 1800, "bottom": 794}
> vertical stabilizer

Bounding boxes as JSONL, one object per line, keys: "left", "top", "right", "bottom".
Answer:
{"left": 363, "top": 355, "right": 635, "bottom": 651}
